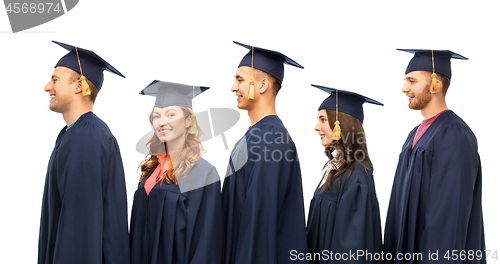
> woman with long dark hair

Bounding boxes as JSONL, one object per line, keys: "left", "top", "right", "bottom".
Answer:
{"left": 130, "top": 81, "right": 222, "bottom": 264}
{"left": 306, "top": 85, "right": 383, "bottom": 263}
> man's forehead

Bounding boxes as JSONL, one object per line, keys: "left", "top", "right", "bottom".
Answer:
{"left": 235, "top": 66, "right": 251, "bottom": 75}
{"left": 53, "top": 66, "right": 74, "bottom": 75}
{"left": 405, "top": 70, "right": 429, "bottom": 79}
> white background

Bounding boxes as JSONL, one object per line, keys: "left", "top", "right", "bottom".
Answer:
{"left": 1, "top": 0, "right": 498, "bottom": 262}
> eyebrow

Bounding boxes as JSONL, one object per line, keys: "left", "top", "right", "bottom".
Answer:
{"left": 404, "top": 76, "right": 416, "bottom": 81}
{"left": 235, "top": 74, "right": 243, "bottom": 80}
{"left": 318, "top": 114, "right": 327, "bottom": 119}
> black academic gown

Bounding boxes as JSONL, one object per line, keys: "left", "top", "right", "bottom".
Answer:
{"left": 38, "top": 112, "right": 130, "bottom": 264}
{"left": 129, "top": 158, "right": 223, "bottom": 264}
{"left": 384, "top": 111, "right": 486, "bottom": 263}
{"left": 222, "top": 115, "right": 308, "bottom": 264}
{"left": 307, "top": 163, "right": 383, "bottom": 264}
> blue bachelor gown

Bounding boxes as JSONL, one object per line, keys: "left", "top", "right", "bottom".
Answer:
{"left": 306, "top": 163, "right": 383, "bottom": 264}
{"left": 129, "top": 158, "right": 223, "bottom": 264}
{"left": 384, "top": 111, "right": 486, "bottom": 263}
{"left": 38, "top": 112, "right": 130, "bottom": 264}
{"left": 222, "top": 115, "right": 308, "bottom": 264}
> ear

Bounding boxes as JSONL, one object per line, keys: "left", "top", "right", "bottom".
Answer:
{"left": 258, "top": 77, "right": 270, "bottom": 94}
{"left": 74, "top": 78, "right": 83, "bottom": 94}
{"left": 185, "top": 115, "right": 193, "bottom": 129}
{"left": 430, "top": 79, "right": 442, "bottom": 94}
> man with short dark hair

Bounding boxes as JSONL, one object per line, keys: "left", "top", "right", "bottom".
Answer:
{"left": 38, "top": 41, "right": 130, "bottom": 264}
{"left": 222, "top": 41, "right": 308, "bottom": 264}
{"left": 384, "top": 49, "right": 486, "bottom": 263}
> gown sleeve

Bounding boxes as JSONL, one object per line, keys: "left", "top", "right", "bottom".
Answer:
{"left": 186, "top": 165, "right": 223, "bottom": 264}
{"left": 234, "top": 125, "right": 308, "bottom": 264}
{"left": 53, "top": 124, "right": 130, "bottom": 264}
{"left": 418, "top": 123, "right": 484, "bottom": 263}
{"left": 330, "top": 169, "right": 383, "bottom": 263}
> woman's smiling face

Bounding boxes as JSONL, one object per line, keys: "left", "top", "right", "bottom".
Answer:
{"left": 152, "top": 106, "right": 191, "bottom": 144}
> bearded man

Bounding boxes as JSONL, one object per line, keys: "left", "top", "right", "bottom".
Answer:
{"left": 384, "top": 49, "right": 486, "bottom": 263}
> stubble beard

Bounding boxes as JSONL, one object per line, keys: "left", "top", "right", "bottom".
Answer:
{"left": 409, "top": 83, "right": 432, "bottom": 110}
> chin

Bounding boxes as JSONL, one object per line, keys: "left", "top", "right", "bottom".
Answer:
{"left": 237, "top": 102, "right": 249, "bottom": 110}
{"left": 49, "top": 104, "right": 62, "bottom": 113}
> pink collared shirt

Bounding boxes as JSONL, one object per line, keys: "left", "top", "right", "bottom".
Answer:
{"left": 144, "top": 154, "right": 168, "bottom": 195}
{"left": 412, "top": 109, "right": 451, "bottom": 148}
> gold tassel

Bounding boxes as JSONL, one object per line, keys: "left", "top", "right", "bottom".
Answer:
{"left": 431, "top": 72, "right": 439, "bottom": 92}
{"left": 80, "top": 76, "right": 91, "bottom": 96}
{"left": 331, "top": 89, "right": 341, "bottom": 141}
{"left": 248, "top": 79, "right": 255, "bottom": 99}
{"left": 332, "top": 120, "right": 341, "bottom": 141}
{"left": 75, "top": 46, "right": 90, "bottom": 97}
{"left": 189, "top": 115, "right": 198, "bottom": 134}
{"left": 248, "top": 46, "right": 255, "bottom": 100}
{"left": 431, "top": 50, "right": 439, "bottom": 92}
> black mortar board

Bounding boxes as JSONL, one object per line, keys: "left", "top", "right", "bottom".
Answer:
{"left": 53, "top": 40, "right": 125, "bottom": 90}
{"left": 313, "top": 84, "right": 383, "bottom": 123}
{"left": 234, "top": 41, "right": 303, "bottom": 83}
{"left": 139, "top": 80, "right": 209, "bottom": 109}
{"left": 398, "top": 49, "right": 467, "bottom": 79}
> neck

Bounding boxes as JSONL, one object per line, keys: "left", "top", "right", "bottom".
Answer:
{"left": 421, "top": 96, "right": 447, "bottom": 120}
{"left": 62, "top": 102, "right": 93, "bottom": 126}
{"left": 248, "top": 97, "right": 277, "bottom": 125}
{"left": 159, "top": 154, "right": 172, "bottom": 171}
{"left": 166, "top": 138, "right": 185, "bottom": 154}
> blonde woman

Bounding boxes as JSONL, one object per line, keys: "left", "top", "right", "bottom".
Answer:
{"left": 130, "top": 81, "right": 222, "bottom": 264}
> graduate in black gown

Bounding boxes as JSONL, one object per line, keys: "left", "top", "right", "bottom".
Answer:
{"left": 222, "top": 42, "right": 308, "bottom": 264}
{"left": 384, "top": 50, "right": 486, "bottom": 263}
{"left": 39, "top": 41, "right": 130, "bottom": 264}
{"left": 307, "top": 85, "right": 384, "bottom": 263}
{"left": 130, "top": 81, "right": 223, "bottom": 264}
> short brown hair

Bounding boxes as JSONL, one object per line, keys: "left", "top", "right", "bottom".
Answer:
{"left": 253, "top": 68, "right": 282, "bottom": 96}
{"left": 69, "top": 69, "right": 99, "bottom": 103}
{"left": 424, "top": 71, "right": 451, "bottom": 96}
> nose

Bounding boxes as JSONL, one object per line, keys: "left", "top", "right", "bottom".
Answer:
{"left": 159, "top": 116, "right": 169, "bottom": 127}
{"left": 44, "top": 80, "right": 52, "bottom": 93}
{"left": 314, "top": 121, "right": 321, "bottom": 132}
{"left": 401, "top": 82, "right": 410, "bottom": 93}
{"left": 231, "top": 80, "right": 238, "bottom": 93}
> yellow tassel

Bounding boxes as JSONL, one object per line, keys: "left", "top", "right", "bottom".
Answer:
{"left": 431, "top": 73, "right": 439, "bottom": 92}
{"left": 332, "top": 120, "right": 341, "bottom": 141}
{"left": 248, "top": 79, "right": 255, "bottom": 100}
{"left": 189, "top": 115, "right": 198, "bottom": 134}
{"left": 80, "top": 76, "right": 91, "bottom": 96}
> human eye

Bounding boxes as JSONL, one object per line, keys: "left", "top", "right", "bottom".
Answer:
{"left": 166, "top": 111, "right": 177, "bottom": 118}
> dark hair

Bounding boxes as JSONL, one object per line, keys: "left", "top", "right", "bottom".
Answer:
{"left": 69, "top": 69, "right": 99, "bottom": 103}
{"left": 138, "top": 106, "right": 205, "bottom": 184}
{"left": 322, "top": 110, "right": 373, "bottom": 193}
{"left": 437, "top": 72, "right": 451, "bottom": 96}
{"left": 253, "top": 68, "right": 282, "bottom": 95}
{"left": 423, "top": 71, "right": 451, "bottom": 96}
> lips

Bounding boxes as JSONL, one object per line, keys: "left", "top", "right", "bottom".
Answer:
{"left": 159, "top": 128, "right": 172, "bottom": 135}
